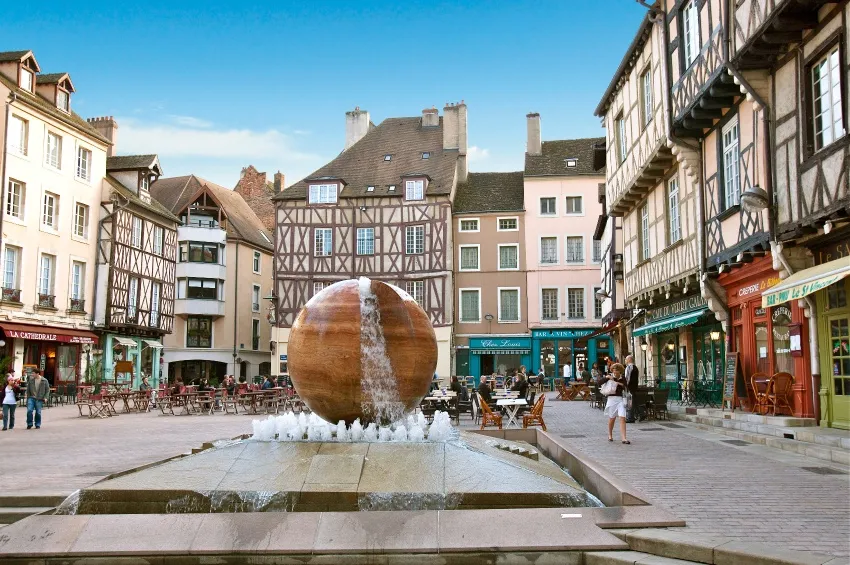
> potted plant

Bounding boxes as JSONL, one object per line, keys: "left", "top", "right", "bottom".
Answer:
{"left": 85, "top": 355, "right": 104, "bottom": 397}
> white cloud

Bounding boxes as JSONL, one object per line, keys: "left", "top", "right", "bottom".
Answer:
{"left": 467, "top": 145, "right": 490, "bottom": 163}
{"left": 168, "top": 115, "right": 213, "bottom": 128}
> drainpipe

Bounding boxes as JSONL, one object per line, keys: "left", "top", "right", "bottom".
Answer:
{"left": 232, "top": 241, "right": 239, "bottom": 379}
{"left": 0, "top": 94, "right": 14, "bottom": 257}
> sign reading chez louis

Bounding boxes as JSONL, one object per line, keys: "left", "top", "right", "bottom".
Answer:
{"left": 645, "top": 295, "right": 707, "bottom": 322}
{"left": 469, "top": 337, "right": 531, "bottom": 350}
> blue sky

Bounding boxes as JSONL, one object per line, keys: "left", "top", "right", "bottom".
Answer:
{"left": 3, "top": 1, "right": 647, "bottom": 187}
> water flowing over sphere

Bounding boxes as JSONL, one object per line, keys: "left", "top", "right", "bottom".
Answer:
{"left": 287, "top": 278, "right": 438, "bottom": 424}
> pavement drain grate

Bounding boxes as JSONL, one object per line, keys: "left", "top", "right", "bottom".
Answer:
{"left": 801, "top": 467, "right": 848, "bottom": 475}
{"left": 658, "top": 423, "right": 686, "bottom": 428}
{"left": 720, "top": 439, "right": 752, "bottom": 446}
{"left": 560, "top": 434, "right": 587, "bottom": 439}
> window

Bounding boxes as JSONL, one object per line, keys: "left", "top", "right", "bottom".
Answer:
{"left": 498, "top": 288, "right": 520, "bottom": 322}
{"left": 187, "top": 279, "right": 219, "bottom": 299}
{"left": 5, "top": 180, "right": 24, "bottom": 219}
{"left": 127, "top": 277, "right": 139, "bottom": 319}
{"left": 57, "top": 89, "right": 69, "bottom": 112}
{"left": 367, "top": 185, "right": 375, "bottom": 192}
{"left": 252, "top": 319, "right": 260, "bottom": 351}
{"left": 541, "top": 288, "right": 559, "bottom": 321}
{"left": 459, "top": 245, "right": 480, "bottom": 271}
{"left": 565, "top": 158, "right": 577, "bottom": 168}
{"left": 388, "top": 185, "right": 396, "bottom": 192}
{"left": 406, "top": 280, "right": 425, "bottom": 308}
{"left": 131, "top": 216, "right": 143, "bottom": 247}
{"left": 405, "top": 180, "right": 424, "bottom": 200}
{"left": 39, "top": 255, "right": 55, "bottom": 296}
{"left": 74, "top": 203, "right": 89, "bottom": 238}
{"left": 422, "top": 152, "right": 430, "bottom": 159}
{"left": 459, "top": 219, "right": 479, "bottom": 232}
{"left": 540, "top": 197, "right": 556, "bottom": 215}
{"left": 8, "top": 115, "right": 27, "bottom": 155}
{"left": 722, "top": 117, "right": 740, "bottom": 209}
{"left": 313, "top": 281, "right": 328, "bottom": 295}
{"left": 182, "top": 242, "right": 219, "bottom": 263}
{"left": 356, "top": 227, "right": 375, "bottom": 255}
{"left": 459, "top": 289, "right": 480, "bottom": 322}
{"left": 42, "top": 192, "right": 58, "bottom": 229}
{"left": 187, "top": 316, "right": 212, "bottom": 348}
{"left": 668, "top": 177, "right": 681, "bottom": 244}
{"left": 253, "top": 250, "right": 261, "bottom": 273}
{"left": 594, "top": 287, "right": 604, "bottom": 319}
{"left": 384, "top": 154, "right": 392, "bottom": 161}
{"left": 308, "top": 183, "right": 337, "bottom": 204}
{"left": 152, "top": 226, "right": 164, "bottom": 256}
{"left": 406, "top": 225, "right": 424, "bottom": 254}
{"left": 45, "top": 132, "right": 62, "bottom": 169}
{"left": 682, "top": 0, "right": 700, "bottom": 68}
{"left": 540, "top": 237, "right": 558, "bottom": 264}
{"left": 641, "top": 69, "right": 653, "bottom": 126}
{"left": 20, "top": 68, "right": 33, "bottom": 91}
{"left": 3, "top": 246, "right": 20, "bottom": 290}
{"left": 640, "top": 203, "right": 651, "bottom": 261}
{"left": 616, "top": 115, "right": 627, "bottom": 163}
{"left": 592, "top": 239, "right": 602, "bottom": 263}
{"left": 811, "top": 45, "right": 845, "bottom": 151}
{"left": 498, "top": 244, "right": 518, "bottom": 270}
{"left": 498, "top": 217, "right": 518, "bottom": 231}
{"left": 150, "top": 282, "right": 161, "bottom": 327}
{"left": 252, "top": 285, "right": 261, "bottom": 312}
{"left": 70, "top": 261, "right": 84, "bottom": 300}
{"left": 565, "top": 236, "right": 584, "bottom": 263}
{"left": 567, "top": 288, "right": 585, "bottom": 319}
{"left": 76, "top": 147, "right": 91, "bottom": 180}
{"left": 141, "top": 175, "right": 150, "bottom": 191}
{"left": 314, "top": 228, "right": 332, "bottom": 257}
{"left": 564, "top": 196, "right": 583, "bottom": 215}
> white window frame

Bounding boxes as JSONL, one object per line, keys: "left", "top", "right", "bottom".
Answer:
{"left": 70, "top": 260, "right": 85, "bottom": 300}
{"left": 313, "top": 281, "right": 329, "bottom": 295}
{"left": 564, "top": 235, "right": 585, "bottom": 264}
{"left": 405, "top": 179, "right": 424, "bottom": 201}
{"left": 152, "top": 225, "right": 164, "bottom": 256}
{"left": 252, "top": 284, "right": 261, "bottom": 312}
{"left": 617, "top": 115, "right": 627, "bottom": 163}
{"left": 42, "top": 191, "right": 58, "bottom": 231}
{"left": 682, "top": 0, "right": 700, "bottom": 68}
{"left": 722, "top": 116, "right": 740, "bottom": 209}
{"left": 127, "top": 276, "right": 139, "bottom": 320}
{"left": 539, "top": 236, "right": 559, "bottom": 265}
{"left": 406, "top": 225, "right": 425, "bottom": 255}
{"left": 73, "top": 202, "right": 89, "bottom": 240}
{"left": 45, "top": 131, "right": 62, "bottom": 169}
{"left": 5, "top": 180, "right": 25, "bottom": 221}
{"left": 497, "top": 216, "right": 518, "bottom": 232}
{"left": 38, "top": 253, "right": 55, "bottom": 297}
{"left": 458, "top": 244, "right": 481, "bottom": 272}
{"left": 8, "top": 115, "right": 27, "bottom": 156}
{"left": 150, "top": 282, "right": 161, "bottom": 327}
{"left": 458, "top": 288, "right": 482, "bottom": 323}
{"left": 566, "top": 286, "right": 586, "bottom": 320}
{"left": 131, "top": 216, "right": 143, "bottom": 248}
{"left": 458, "top": 218, "right": 480, "bottom": 233}
{"left": 668, "top": 176, "right": 681, "bottom": 244}
{"left": 3, "top": 245, "right": 21, "bottom": 290}
{"left": 811, "top": 45, "right": 845, "bottom": 152}
{"left": 308, "top": 183, "right": 338, "bottom": 204}
{"left": 252, "top": 250, "right": 261, "bottom": 273}
{"left": 76, "top": 145, "right": 92, "bottom": 181}
{"left": 314, "top": 228, "right": 333, "bottom": 257}
{"left": 640, "top": 203, "right": 651, "bottom": 261}
{"left": 564, "top": 196, "right": 583, "bottom": 216}
{"left": 641, "top": 68, "right": 653, "bottom": 127}
{"left": 540, "top": 287, "right": 560, "bottom": 322}
{"left": 539, "top": 197, "right": 557, "bottom": 216}
{"left": 20, "top": 68, "right": 33, "bottom": 92}
{"left": 356, "top": 227, "right": 375, "bottom": 256}
{"left": 406, "top": 280, "right": 425, "bottom": 308}
{"left": 497, "top": 243, "right": 519, "bottom": 271}
{"left": 57, "top": 89, "right": 70, "bottom": 113}
{"left": 593, "top": 287, "right": 604, "bottom": 320}
{"left": 497, "top": 287, "right": 521, "bottom": 323}
{"left": 592, "top": 239, "right": 603, "bottom": 263}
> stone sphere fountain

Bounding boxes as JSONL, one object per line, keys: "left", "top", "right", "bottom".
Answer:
{"left": 287, "top": 278, "right": 437, "bottom": 424}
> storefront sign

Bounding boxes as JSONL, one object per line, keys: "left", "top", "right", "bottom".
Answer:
{"left": 737, "top": 276, "right": 781, "bottom": 297}
{"left": 814, "top": 240, "right": 850, "bottom": 265}
{"left": 469, "top": 337, "right": 531, "bottom": 349}
{"left": 531, "top": 329, "right": 593, "bottom": 339}
{"left": 762, "top": 272, "right": 846, "bottom": 307}
{"left": 645, "top": 295, "right": 706, "bottom": 322}
{"left": 1, "top": 328, "right": 96, "bottom": 344}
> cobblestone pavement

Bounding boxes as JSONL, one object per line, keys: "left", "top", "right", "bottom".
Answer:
{"left": 3, "top": 397, "right": 849, "bottom": 556}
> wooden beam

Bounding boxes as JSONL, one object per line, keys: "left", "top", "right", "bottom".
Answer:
{"left": 761, "top": 31, "right": 803, "bottom": 44}
{"left": 683, "top": 117, "right": 713, "bottom": 130}
{"left": 700, "top": 97, "right": 735, "bottom": 109}
{"left": 709, "top": 84, "right": 740, "bottom": 98}
{"left": 774, "top": 13, "right": 818, "bottom": 31}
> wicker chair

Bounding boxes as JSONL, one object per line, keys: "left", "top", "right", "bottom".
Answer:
{"left": 648, "top": 388, "right": 669, "bottom": 420}
{"left": 477, "top": 394, "right": 503, "bottom": 430}
{"left": 750, "top": 372, "right": 770, "bottom": 415}
{"left": 522, "top": 394, "right": 546, "bottom": 431}
{"left": 768, "top": 372, "right": 794, "bottom": 416}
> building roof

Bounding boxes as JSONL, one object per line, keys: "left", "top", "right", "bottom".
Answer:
{"left": 524, "top": 137, "right": 606, "bottom": 177}
{"left": 36, "top": 72, "right": 69, "bottom": 85}
{"left": 104, "top": 175, "right": 181, "bottom": 224}
{"left": 107, "top": 155, "right": 159, "bottom": 171}
{"left": 150, "top": 175, "right": 273, "bottom": 252}
{"left": 594, "top": 12, "right": 654, "bottom": 117}
{"left": 0, "top": 72, "right": 109, "bottom": 145}
{"left": 0, "top": 50, "right": 32, "bottom": 63}
{"left": 276, "top": 116, "right": 458, "bottom": 201}
{"left": 453, "top": 172, "right": 525, "bottom": 213}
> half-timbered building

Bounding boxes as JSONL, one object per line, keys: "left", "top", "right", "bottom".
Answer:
{"left": 272, "top": 105, "right": 468, "bottom": 377}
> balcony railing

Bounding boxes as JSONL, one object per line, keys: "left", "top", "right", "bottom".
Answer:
{"left": 1, "top": 287, "right": 21, "bottom": 303}
{"left": 69, "top": 297, "right": 86, "bottom": 312}
{"left": 37, "top": 293, "right": 55, "bottom": 308}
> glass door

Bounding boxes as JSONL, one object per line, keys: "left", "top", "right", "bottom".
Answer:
{"left": 828, "top": 314, "right": 850, "bottom": 428}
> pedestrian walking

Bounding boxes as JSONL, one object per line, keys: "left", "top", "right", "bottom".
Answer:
{"left": 624, "top": 354, "right": 640, "bottom": 423}
{"left": 2, "top": 374, "right": 21, "bottom": 431}
{"left": 26, "top": 369, "right": 50, "bottom": 429}
{"left": 603, "top": 363, "right": 629, "bottom": 444}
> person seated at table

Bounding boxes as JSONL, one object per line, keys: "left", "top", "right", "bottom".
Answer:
{"left": 138, "top": 377, "right": 151, "bottom": 392}
{"left": 261, "top": 376, "right": 274, "bottom": 390}
{"left": 449, "top": 375, "right": 464, "bottom": 396}
{"left": 170, "top": 377, "right": 184, "bottom": 396}
{"left": 224, "top": 376, "right": 237, "bottom": 396}
{"left": 510, "top": 374, "right": 528, "bottom": 398}
{"left": 578, "top": 363, "right": 591, "bottom": 382}
{"left": 477, "top": 377, "right": 493, "bottom": 405}
{"left": 197, "top": 378, "right": 214, "bottom": 393}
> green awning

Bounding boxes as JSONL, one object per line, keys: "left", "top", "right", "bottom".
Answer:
{"left": 632, "top": 308, "right": 708, "bottom": 337}
{"left": 471, "top": 349, "right": 530, "bottom": 355}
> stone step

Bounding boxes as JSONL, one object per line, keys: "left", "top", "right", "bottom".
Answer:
{"left": 585, "top": 550, "right": 703, "bottom": 564}
{"left": 0, "top": 507, "right": 52, "bottom": 524}
{"left": 0, "top": 494, "right": 66, "bottom": 508}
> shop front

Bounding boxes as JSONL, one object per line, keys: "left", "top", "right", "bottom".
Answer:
{"left": 464, "top": 337, "right": 532, "bottom": 384}
{"left": 0, "top": 322, "right": 97, "bottom": 386}
{"left": 721, "top": 254, "right": 814, "bottom": 417}
{"left": 531, "top": 329, "right": 613, "bottom": 381}
{"left": 102, "top": 334, "right": 164, "bottom": 389}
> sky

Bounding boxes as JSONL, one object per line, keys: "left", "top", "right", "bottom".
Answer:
{"left": 2, "top": 1, "right": 648, "bottom": 188}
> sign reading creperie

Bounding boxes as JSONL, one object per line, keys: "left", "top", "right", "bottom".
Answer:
{"left": 2, "top": 328, "right": 96, "bottom": 344}
{"left": 737, "top": 276, "right": 780, "bottom": 297}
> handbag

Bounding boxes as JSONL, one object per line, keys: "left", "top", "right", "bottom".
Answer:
{"left": 600, "top": 380, "right": 618, "bottom": 396}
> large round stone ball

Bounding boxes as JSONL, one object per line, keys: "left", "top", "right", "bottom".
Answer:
{"left": 288, "top": 278, "right": 437, "bottom": 424}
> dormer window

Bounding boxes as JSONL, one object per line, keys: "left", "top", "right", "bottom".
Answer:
{"left": 384, "top": 154, "right": 392, "bottom": 161}
{"left": 388, "top": 185, "right": 396, "bottom": 192}
{"left": 422, "top": 152, "right": 430, "bottom": 159}
{"left": 308, "top": 183, "right": 338, "bottom": 204}
{"left": 56, "top": 89, "right": 69, "bottom": 112}
{"left": 367, "top": 185, "right": 375, "bottom": 192}
{"left": 141, "top": 175, "right": 150, "bottom": 191}
{"left": 405, "top": 180, "right": 424, "bottom": 201}
{"left": 20, "top": 68, "right": 33, "bottom": 92}
{"left": 565, "top": 158, "right": 577, "bottom": 168}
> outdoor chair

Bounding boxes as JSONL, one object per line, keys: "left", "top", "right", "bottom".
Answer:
{"left": 263, "top": 391, "right": 280, "bottom": 415}
{"left": 457, "top": 392, "right": 473, "bottom": 421}
{"left": 648, "top": 388, "right": 669, "bottom": 420}
{"left": 768, "top": 372, "right": 794, "bottom": 416}
{"left": 555, "top": 379, "right": 570, "bottom": 401}
{"left": 477, "top": 394, "right": 502, "bottom": 430}
{"left": 419, "top": 399, "right": 436, "bottom": 423}
{"left": 222, "top": 391, "right": 239, "bottom": 414}
{"left": 197, "top": 392, "right": 215, "bottom": 415}
{"left": 522, "top": 394, "right": 546, "bottom": 431}
{"left": 158, "top": 394, "right": 176, "bottom": 415}
{"left": 471, "top": 391, "right": 482, "bottom": 425}
{"left": 750, "top": 372, "right": 770, "bottom": 415}
{"left": 631, "top": 389, "right": 649, "bottom": 422}
{"left": 445, "top": 396, "right": 461, "bottom": 425}
{"left": 515, "top": 391, "right": 535, "bottom": 420}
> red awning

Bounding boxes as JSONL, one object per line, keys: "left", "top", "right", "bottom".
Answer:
{"left": 579, "top": 320, "right": 620, "bottom": 341}
{"left": 0, "top": 322, "right": 98, "bottom": 344}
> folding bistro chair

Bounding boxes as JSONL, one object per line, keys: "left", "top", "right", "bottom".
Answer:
{"left": 477, "top": 394, "right": 503, "bottom": 430}
{"left": 522, "top": 394, "right": 546, "bottom": 431}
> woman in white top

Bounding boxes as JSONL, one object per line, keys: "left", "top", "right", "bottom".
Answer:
{"left": 3, "top": 374, "right": 20, "bottom": 431}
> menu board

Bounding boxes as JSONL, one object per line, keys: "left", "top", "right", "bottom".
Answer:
{"left": 722, "top": 352, "right": 743, "bottom": 411}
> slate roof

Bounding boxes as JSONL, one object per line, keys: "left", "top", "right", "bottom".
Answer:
{"left": 453, "top": 172, "right": 525, "bottom": 214}
{"left": 150, "top": 175, "right": 273, "bottom": 252}
{"left": 104, "top": 175, "right": 180, "bottom": 224}
{"left": 107, "top": 155, "right": 159, "bottom": 171}
{"left": 0, "top": 51, "right": 31, "bottom": 63}
{"left": 524, "top": 137, "right": 606, "bottom": 177}
{"left": 594, "top": 12, "right": 653, "bottom": 117}
{"left": 276, "top": 116, "right": 458, "bottom": 201}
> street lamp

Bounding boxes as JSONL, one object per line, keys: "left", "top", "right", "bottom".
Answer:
{"left": 741, "top": 186, "right": 769, "bottom": 211}
{"left": 710, "top": 330, "right": 721, "bottom": 341}
{"left": 484, "top": 313, "right": 494, "bottom": 334}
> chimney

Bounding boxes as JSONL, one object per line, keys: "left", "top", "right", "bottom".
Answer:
{"left": 87, "top": 116, "right": 118, "bottom": 157}
{"left": 526, "top": 113, "right": 542, "bottom": 156}
{"left": 345, "top": 106, "right": 370, "bottom": 150}
{"left": 422, "top": 107, "right": 439, "bottom": 127}
{"left": 273, "top": 171, "right": 285, "bottom": 193}
{"left": 443, "top": 101, "right": 468, "bottom": 183}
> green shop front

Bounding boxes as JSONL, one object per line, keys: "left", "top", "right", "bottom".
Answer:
{"left": 531, "top": 329, "right": 614, "bottom": 381}
{"left": 460, "top": 337, "right": 532, "bottom": 384}
{"left": 101, "top": 334, "right": 164, "bottom": 389}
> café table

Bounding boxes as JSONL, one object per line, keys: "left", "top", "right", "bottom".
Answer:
{"left": 240, "top": 391, "right": 266, "bottom": 415}
{"left": 117, "top": 390, "right": 136, "bottom": 413}
{"left": 496, "top": 398, "right": 527, "bottom": 428}
{"left": 174, "top": 392, "right": 198, "bottom": 415}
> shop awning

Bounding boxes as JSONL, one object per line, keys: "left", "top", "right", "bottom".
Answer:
{"left": 632, "top": 308, "right": 708, "bottom": 337}
{"left": 581, "top": 320, "right": 620, "bottom": 340}
{"left": 470, "top": 349, "right": 530, "bottom": 355}
{"left": 113, "top": 337, "right": 138, "bottom": 347}
{"left": 762, "top": 256, "right": 850, "bottom": 308}
{"left": 0, "top": 322, "right": 97, "bottom": 344}
{"left": 142, "top": 340, "right": 163, "bottom": 349}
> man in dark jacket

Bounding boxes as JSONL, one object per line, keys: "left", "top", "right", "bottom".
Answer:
{"left": 477, "top": 378, "right": 493, "bottom": 405}
{"left": 624, "top": 355, "right": 641, "bottom": 422}
{"left": 26, "top": 370, "right": 50, "bottom": 429}
{"left": 511, "top": 375, "right": 528, "bottom": 399}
